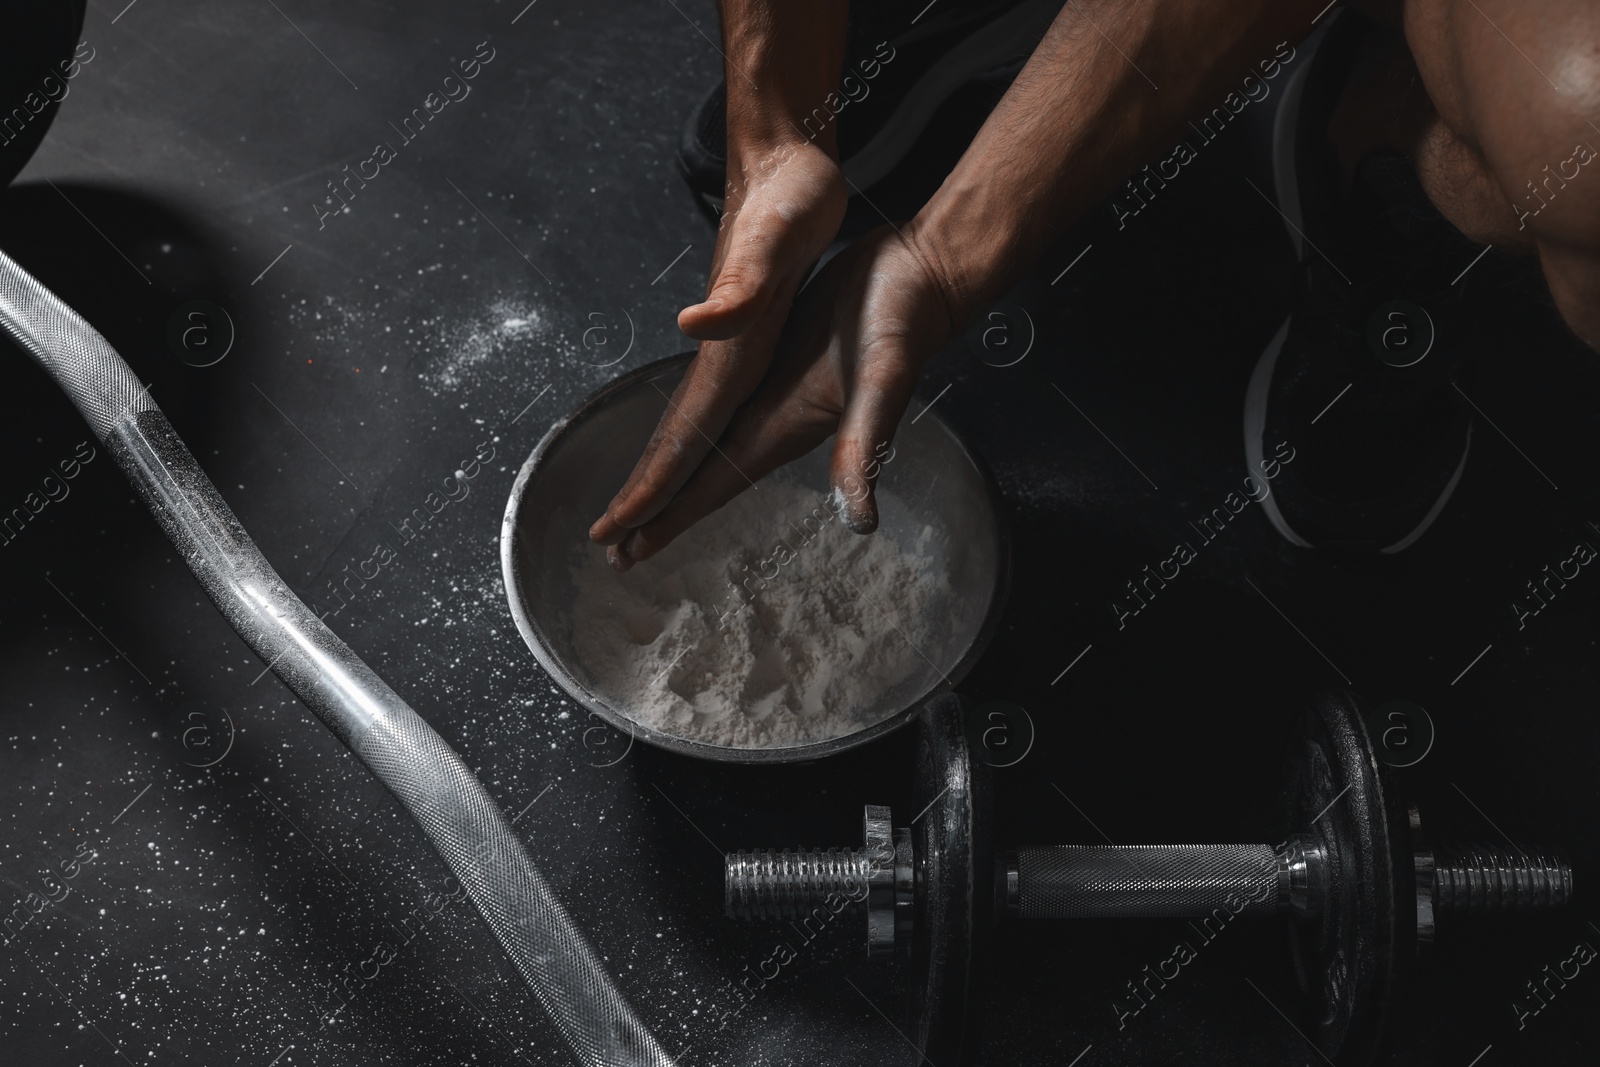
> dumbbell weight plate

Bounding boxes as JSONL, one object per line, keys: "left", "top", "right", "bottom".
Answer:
{"left": 908, "top": 694, "right": 994, "bottom": 1066}
{"left": 1285, "top": 690, "right": 1416, "bottom": 1065}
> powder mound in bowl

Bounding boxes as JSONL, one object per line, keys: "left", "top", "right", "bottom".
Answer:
{"left": 565, "top": 481, "right": 953, "bottom": 749}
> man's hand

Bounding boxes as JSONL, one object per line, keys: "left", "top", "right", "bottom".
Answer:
{"left": 595, "top": 223, "right": 958, "bottom": 570}
{"left": 588, "top": 0, "right": 851, "bottom": 564}
{"left": 588, "top": 136, "right": 847, "bottom": 561}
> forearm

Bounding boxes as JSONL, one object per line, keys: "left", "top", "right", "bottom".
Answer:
{"left": 718, "top": 0, "right": 850, "bottom": 157}
{"left": 909, "top": 0, "right": 1329, "bottom": 323}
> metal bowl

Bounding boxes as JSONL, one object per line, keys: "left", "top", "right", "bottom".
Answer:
{"left": 500, "top": 354, "right": 1010, "bottom": 763}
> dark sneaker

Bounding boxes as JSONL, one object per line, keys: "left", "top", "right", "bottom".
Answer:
{"left": 678, "top": 0, "right": 1060, "bottom": 213}
{"left": 1245, "top": 12, "right": 1490, "bottom": 556}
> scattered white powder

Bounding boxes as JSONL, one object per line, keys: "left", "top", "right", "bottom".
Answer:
{"left": 566, "top": 481, "right": 951, "bottom": 748}
{"left": 429, "top": 299, "right": 542, "bottom": 390}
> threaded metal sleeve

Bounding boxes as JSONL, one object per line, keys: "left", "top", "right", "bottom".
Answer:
{"left": 725, "top": 849, "right": 874, "bottom": 920}
{"left": 1435, "top": 844, "right": 1573, "bottom": 915}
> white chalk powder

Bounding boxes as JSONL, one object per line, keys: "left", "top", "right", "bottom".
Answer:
{"left": 565, "top": 481, "right": 952, "bottom": 748}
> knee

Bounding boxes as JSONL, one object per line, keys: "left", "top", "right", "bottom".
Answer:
{"left": 1411, "top": 0, "right": 1600, "bottom": 248}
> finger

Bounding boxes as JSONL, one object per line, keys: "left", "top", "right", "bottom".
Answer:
{"left": 828, "top": 342, "right": 921, "bottom": 535}
{"left": 588, "top": 329, "right": 778, "bottom": 544}
{"left": 623, "top": 387, "right": 837, "bottom": 565}
{"left": 606, "top": 534, "right": 637, "bottom": 574}
{"left": 586, "top": 365, "right": 729, "bottom": 546}
{"left": 678, "top": 219, "right": 817, "bottom": 342}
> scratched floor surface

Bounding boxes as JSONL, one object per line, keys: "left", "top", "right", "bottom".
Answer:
{"left": 0, "top": 2, "right": 1595, "bottom": 1065}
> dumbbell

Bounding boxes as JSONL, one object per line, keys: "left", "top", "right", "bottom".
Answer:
{"left": 722, "top": 692, "right": 1573, "bottom": 1066}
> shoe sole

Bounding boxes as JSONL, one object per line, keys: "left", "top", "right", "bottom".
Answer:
{"left": 1244, "top": 315, "right": 1473, "bottom": 554}
{"left": 1244, "top": 317, "right": 1314, "bottom": 549}
{"left": 1269, "top": 33, "right": 1316, "bottom": 258}
{"left": 1245, "top": 15, "right": 1470, "bottom": 555}
{"left": 1243, "top": 37, "right": 1318, "bottom": 549}
{"left": 698, "top": 0, "right": 1060, "bottom": 214}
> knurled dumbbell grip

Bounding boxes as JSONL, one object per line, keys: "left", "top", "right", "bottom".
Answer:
{"left": 1011, "top": 844, "right": 1284, "bottom": 919}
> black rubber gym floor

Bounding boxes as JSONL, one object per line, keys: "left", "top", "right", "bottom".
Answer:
{"left": 1, "top": 2, "right": 1595, "bottom": 1065}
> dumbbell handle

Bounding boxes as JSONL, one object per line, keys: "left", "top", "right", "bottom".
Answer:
{"left": 1005, "top": 843, "right": 1307, "bottom": 919}
{"left": 724, "top": 834, "right": 1572, "bottom": 925}
{"left": 724, "top": 837, "right": 1324, "bottom": 923}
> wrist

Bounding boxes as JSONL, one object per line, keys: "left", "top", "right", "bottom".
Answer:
{"left": 719, "top": 0, "right": 849, "bottom": 160}
{"left": 725, "top": 98, "right": 838, "bottom": 162}
{"left": 905, "top": 181, "right": 1030, "bottom": 332}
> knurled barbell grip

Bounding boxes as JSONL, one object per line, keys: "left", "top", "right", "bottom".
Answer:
{"left": 1007, "top": 843, "right": 1298, "bottom": 919}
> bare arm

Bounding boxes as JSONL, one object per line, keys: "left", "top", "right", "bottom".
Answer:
{"left": 910, "top": 0, "right": 1331, "bottom": 324}
{"left": 603, "top": 0, "right": 1340, "bottom": 565}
